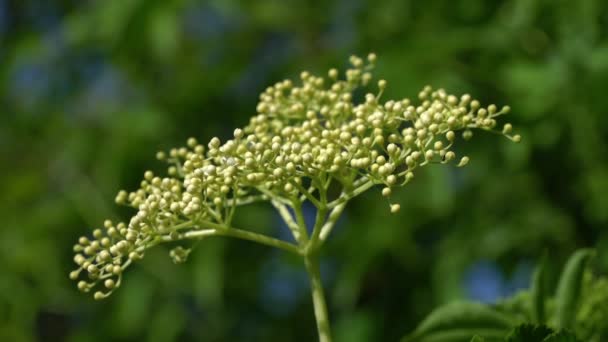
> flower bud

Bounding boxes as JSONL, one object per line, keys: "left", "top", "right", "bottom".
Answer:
{"left": 104, "top": 279, "right": 115, "bottom": 289}
{"left": 390, "top": 204, "right": 401, "bottom": 213}
{"left": 457, "top": 156, "right": 470, "bottom": 167}
{"left": 77, "top": 281, "right": 88, "bottom": 291}
{"left": 382, "top": 187, "right": 392, "bottom": 197}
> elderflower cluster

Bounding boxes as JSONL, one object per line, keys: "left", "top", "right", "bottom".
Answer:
{"left": 70, "top": 54, "right": 520, "bottom": 299}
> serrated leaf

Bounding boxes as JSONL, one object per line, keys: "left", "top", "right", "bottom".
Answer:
{"left": 506, "top": 324, "right": 581, "bottom": 342}
{"left": 405, "top": 329, "right": 505, "bottom": 342}
{"left": 403, "top": 302, "right": 517, "bottom": 342}
{"left": 505, "top": 323, "right": 553, "bottom": 342}
{"left": 505, "top": 324, "right": 582, "bottom": 342}
{"left": 530, "top": 253, "right": 548, "bottom": 324}
{"left": 543, "top": 330, "right": 581, "bottom": 342}
{"left": 555, "top": 249, "right": 594, "bottom": 329}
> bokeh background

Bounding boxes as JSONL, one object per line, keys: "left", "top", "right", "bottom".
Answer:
{"left": 2, "top": 0, "right": 608, "bottom": 341}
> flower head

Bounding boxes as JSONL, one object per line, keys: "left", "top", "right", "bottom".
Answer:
{"left": 70, "top": 54, "right": 520, "bottom": 298}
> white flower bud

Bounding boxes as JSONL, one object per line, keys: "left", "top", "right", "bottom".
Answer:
{"left": 446, "top": 131, "right": 455, "bottom": 141}
{"left": 457, "top": 156, "right": 470, "bottom": 167}
{"left": 77, "top": 281, "right": 88, "bottom": 291}
{"left": 488, "top": 104, "right": 497, "bottom": 114}
{"left": 405, "top": 172, "right": 414, "bottom": 181}
{"left": 104, "top": 279, "right": 115, "bottom": 289}
{"left": 445, "top": 151, "right": 455, "bottom": 161}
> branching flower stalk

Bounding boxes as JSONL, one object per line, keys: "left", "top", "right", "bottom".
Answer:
{"left": 70, "top": 54, "right": 520, "bottom": 342}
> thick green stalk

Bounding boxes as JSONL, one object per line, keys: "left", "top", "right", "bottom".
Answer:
{"left": 304, "top": 253, "right": 332, "bottom": 342}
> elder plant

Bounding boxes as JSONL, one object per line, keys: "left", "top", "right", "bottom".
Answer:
{"left": 70, "top": 54, "right": 520, "bottom": 342}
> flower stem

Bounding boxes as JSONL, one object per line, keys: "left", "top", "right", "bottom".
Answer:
{"left": 304, "top": 253, "right": 332, "bottom": 342}
{"left": 174, "top": 226, "right": 301, "bottom": 255}
{"left": 220, "top": 228, "right": 301, "bottom": 255}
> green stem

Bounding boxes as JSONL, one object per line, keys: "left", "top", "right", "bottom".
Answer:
{"left": 174, "top": 226, "right": 301, "bottom": 255}
{"left": 304, "top": 253, "right": 332, "bottom": 342}
{"left": 327, "top": 179, "right": 374, "bottom": 208}
{"left": 292, "top": 199, "right": 310, "bottom": 244}
{"left": 292, "top": 180, "right": 323, "bottom": 208}
{"left": 308, "top": 206, "right": 327, "bottom": 252}
{"left": 220, "top": 228, "right": 300, "bottom": 255}
{"left": 319, "top": 202, "right": 346, "bottom": 242}
{"left": 272, "top": 199, "right": 304, "bottom": 243}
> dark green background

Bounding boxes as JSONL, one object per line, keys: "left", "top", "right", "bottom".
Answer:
{"left": 2, "top": 0, "right": 608, "bottom": 341}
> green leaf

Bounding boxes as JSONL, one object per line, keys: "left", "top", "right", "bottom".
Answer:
{"left": 504, "top": 324, "right": 580, "bottom": 341}
{"left": 470, "top": 335, "right": 485, "bottom": 342}
{"left": 505, "top": 324, "right": 553, "bottom": 342}
{"left": 530, "top": 253, "right": 548, "bottom": 324}
{"left": 403, "top": 302, "right": 517, "bottom": 342}
{"left": 543, "top": 330, "right": 581, "bottom": 342}
{"left": 555, "top": 249, "right": 594, "bottom": 329}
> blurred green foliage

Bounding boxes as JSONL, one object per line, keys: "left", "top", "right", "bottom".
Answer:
{"left": 1, "top": 0, "right": 607, "bottom": 341}
{"left": 404, "top": 248, "right": 607, "bottom": 341}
